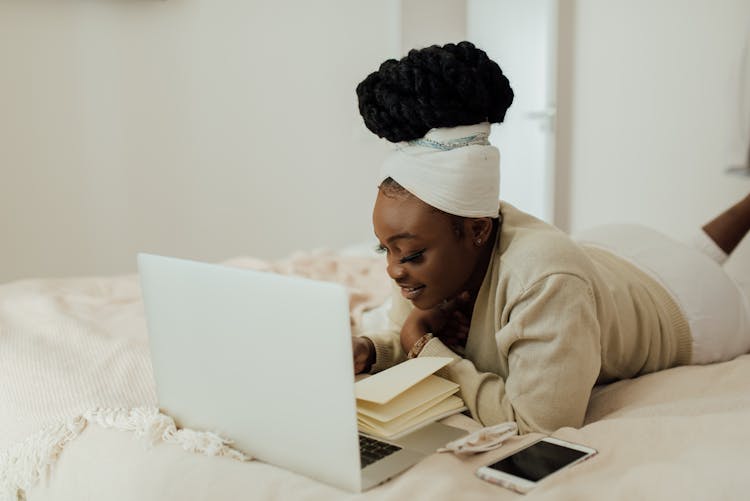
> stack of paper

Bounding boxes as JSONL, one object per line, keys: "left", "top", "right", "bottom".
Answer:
{"left": 355, "top": 357, "right": 466, "bottom": 439}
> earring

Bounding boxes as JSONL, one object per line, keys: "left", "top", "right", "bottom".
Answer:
{"left": 475, "top": 239, "right": 483, "bottom": 246}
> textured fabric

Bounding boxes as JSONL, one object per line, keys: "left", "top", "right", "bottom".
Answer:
{"left": 379, "top": 122, "right": 500, "bottom": 217}
{"left": 0, "top": 252, "right": 390, "bottom": 450}
{"left": 22, "top": 326, "right": 750, "bottom": 501}
{"left": 4, "top": 247, "right": 750, "bottom": 500}
{"left": 0, "top": 275, "right": 158, "bottom": 451}
{"left": 0, "top": 407, "right": 248, "bottom": 500}
{"left": 365, "top": 202, "right": 693, "bottom": 434}
{"left": 574, "top": 225, "right": 750, "bottom": 365}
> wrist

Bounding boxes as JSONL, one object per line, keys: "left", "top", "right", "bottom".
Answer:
{"left": 407, "top": 333, "right": 434, "bottom": 359}
{"left": 400, "top": 316, "right": 429, "bottom": 353}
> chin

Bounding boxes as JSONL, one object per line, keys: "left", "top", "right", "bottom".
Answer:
{"left": 411, "top": 295, "right": 442, "bottom": 310}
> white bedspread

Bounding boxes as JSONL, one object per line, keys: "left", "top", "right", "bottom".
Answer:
{"left": 2, "top": 251, "right": 750, "bottom": 500}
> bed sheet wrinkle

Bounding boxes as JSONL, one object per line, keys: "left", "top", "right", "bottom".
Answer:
{"left": 0, "top": 278, "right": 158, "bottom": 450}
{"left": 1, "top": 250, "right": 393, "bottom": 500}
{"left": 223, "top": 250, "right": 390, "bottom": 330}
{"left": 3, "top": 251, "right": 750, "bottom": 500}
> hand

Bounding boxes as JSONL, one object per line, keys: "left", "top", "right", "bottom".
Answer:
{"left": 352, "top": 336, "right": 375, "bottom": 374}
{"left": 401, "top": 291, "right": 472, "bottom": 352}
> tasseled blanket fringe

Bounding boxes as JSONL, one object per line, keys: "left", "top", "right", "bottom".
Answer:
{"left": 0, "top": 407, "right": 250, "bottom": 501}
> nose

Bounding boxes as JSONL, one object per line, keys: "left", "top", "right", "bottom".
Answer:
{"left": 386, "top": 258, "right": 406, "bottom": 281}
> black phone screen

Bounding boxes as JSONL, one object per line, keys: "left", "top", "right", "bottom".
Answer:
{"left": 486, "top": 440, "right": 588, "bottom": 482}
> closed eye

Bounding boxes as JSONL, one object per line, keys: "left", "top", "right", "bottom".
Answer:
{"left": 400, "top": 249, "right": 425, "bottom": 264}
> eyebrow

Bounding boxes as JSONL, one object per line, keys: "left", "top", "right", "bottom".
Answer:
{"left": 386, "top": 232, "right": 418, "bottom": 244}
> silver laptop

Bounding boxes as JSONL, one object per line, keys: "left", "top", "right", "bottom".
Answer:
{"left": 138, "top": 253, "right": 466, "bottom": 492}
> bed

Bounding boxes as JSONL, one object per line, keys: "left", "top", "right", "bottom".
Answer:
{"left": 2, "top": 248, "right": 750, "bottom": 500}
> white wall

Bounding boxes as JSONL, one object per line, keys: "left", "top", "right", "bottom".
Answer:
{"left": 558, "top": 0, "right": 750, "bottom": 241}
{"left": 0, "top": 1, "right": 400, "bottom": 283}
{"left": 3, "top": 1, "right": 748, "bottom": 283}
{"left": 401, "top": 0, "right": 466, "bottom": 53}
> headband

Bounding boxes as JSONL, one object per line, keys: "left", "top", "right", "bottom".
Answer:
{"left": 378, "top": 122, "right": 500, "bottom": 218}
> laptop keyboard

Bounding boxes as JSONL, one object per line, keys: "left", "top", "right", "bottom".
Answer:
{"left": 359, "top": 435, "right": 402, "bottom": 468}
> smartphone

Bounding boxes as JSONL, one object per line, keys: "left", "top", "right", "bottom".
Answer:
{"left": 475, "top": 436, "right": 597, "bottom": 494}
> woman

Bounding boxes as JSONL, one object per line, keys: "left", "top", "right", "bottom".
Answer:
{"left": 351, "top": 41, "right": 750, "bottom": 434}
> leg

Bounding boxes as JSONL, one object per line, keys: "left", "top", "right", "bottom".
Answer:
{"left": 701, "top": 193, "right": 750, "bottom": 256}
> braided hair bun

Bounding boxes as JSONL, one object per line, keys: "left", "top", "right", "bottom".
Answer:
{"left": 356, "top": 41, "right": 514, "bottom": 143}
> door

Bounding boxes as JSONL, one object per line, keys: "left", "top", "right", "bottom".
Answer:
{"left": 467, "top": 0, "right": 558, "bottom": 223}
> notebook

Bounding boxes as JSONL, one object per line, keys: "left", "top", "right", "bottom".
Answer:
{"left": 138, "top": 253, "right": 467, "bottom": 493}
{"left": 355, "top": 357, "right": 466, "bottom": 439}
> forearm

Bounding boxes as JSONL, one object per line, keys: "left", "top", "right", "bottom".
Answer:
{"left": 411, "top": 345, "right": 594, "bottom": 435}
{"left": 362, "top": 329, "right": 407, "bottom": 373}
{"left": 418, "top": 337, "right": 518, "bottom": 429}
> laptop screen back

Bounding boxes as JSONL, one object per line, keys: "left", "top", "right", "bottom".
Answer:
{"left": 139, "top": 253, "right": 362, "bottom": 492}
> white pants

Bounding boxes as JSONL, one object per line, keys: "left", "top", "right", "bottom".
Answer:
{"left": 574, "top": 225, "right": 750, "bottom": 365}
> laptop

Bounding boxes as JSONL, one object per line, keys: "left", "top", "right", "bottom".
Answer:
{"left": 138, "top": 253, "right": 467, "bottom": 492}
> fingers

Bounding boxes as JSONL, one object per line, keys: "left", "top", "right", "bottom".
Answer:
{"left": 439, "top": 290, "right": 472, "bottom": 311}
{"left": 430, "top": 291, "right": 473, "bottom": 349}
{"left": 352, "top": 337, "right": 368, "bottom": 374}
{"left": 435, "top": 309, "right": 470, "bottom": 348}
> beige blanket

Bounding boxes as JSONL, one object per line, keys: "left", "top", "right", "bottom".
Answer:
{"left": 2, "top": 251, "right": 749, "bottom": 500}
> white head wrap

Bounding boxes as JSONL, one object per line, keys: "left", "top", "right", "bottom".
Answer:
{"left": 379, "top": 122, "right": 500, "bottom": 218}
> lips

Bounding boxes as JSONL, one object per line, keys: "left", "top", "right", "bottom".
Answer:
{"left": 399, "top": 284, "right": 425, "bottom": 300}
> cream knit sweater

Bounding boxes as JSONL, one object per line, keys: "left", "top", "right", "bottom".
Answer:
{"left": 364, "top": 202, "right": 692, "bottom": 434}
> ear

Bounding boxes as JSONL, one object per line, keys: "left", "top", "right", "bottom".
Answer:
{"left": 466, "top": 218, "right": 494, "bottom": 247}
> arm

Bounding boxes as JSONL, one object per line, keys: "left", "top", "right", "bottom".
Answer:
{"left": 355, "top": 285, "right": 412, "bottom": 373}
{"left": 419, "top": 274, "right": 602, "bottom": 434}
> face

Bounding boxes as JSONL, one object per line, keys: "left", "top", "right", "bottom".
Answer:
{"left": 372, "top": 189, "right": 481, "bottom": 310}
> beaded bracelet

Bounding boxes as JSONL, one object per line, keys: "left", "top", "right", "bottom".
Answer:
{"left": 407, "top": 333, "right": 434, "bottom": 359}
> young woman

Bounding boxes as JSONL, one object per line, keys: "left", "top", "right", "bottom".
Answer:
{"left": 351, "top": 41, "right": 750, "bottom": 434}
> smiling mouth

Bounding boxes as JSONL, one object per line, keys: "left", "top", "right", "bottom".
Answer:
{"left": 400, "top": 284, "right": 425, "bottom": 300}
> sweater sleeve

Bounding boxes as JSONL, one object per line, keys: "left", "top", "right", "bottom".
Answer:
{"left": 359, "top": 286, "right": 411, "bottom": 373}
{"left": 419, "top": 274, "right": 602, "bottom": 434}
